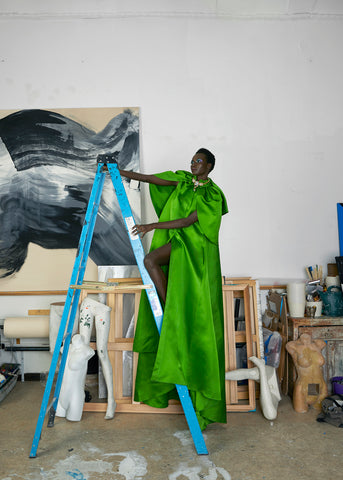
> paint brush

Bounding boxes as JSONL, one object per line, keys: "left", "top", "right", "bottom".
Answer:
{"left": 305, "top": 267, "right": 312, "bottom": 280}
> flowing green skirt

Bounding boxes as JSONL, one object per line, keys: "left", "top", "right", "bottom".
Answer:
{"left": 133, "top": 227, "right": 226, "bottom": 430}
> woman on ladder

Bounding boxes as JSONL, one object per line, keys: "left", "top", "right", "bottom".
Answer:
{"left": 120, "top": 148, "right": 228, "bottom": 430}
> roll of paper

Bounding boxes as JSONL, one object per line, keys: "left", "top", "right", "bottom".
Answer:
{"left": 3, "top": 316, "right": 49, "bottom": 338}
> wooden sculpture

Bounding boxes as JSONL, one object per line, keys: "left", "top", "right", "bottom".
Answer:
{"left": 286, "top": 333, "right": 328, "bottom": 413}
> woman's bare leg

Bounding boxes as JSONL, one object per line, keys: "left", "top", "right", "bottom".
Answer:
{"left": 144, "top": 243, "right": 171, "bottom": 303}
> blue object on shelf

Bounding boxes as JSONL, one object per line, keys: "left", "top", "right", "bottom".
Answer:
{"left": 337, "top": 203, "right": 343, "bottom": 256}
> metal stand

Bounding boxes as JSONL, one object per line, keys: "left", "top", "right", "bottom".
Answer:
{"left": 29, "top": 155, "right": 208, "bottom": 457}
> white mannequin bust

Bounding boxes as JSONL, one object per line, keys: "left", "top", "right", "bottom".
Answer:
{"left": 56, "top": 334, "right": 95, "bottom": 422}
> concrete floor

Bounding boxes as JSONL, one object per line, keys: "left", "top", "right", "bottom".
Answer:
{"left": 0, "top": 381, "right": 342, "bottom": 480}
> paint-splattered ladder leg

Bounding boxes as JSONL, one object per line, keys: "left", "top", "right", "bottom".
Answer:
{"left": 29, "top": 164, "right": 106, "bottom": 458}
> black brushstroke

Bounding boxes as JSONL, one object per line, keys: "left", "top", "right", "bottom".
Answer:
{"left": 0, "top": 109, "right": 140, "bottom": 278}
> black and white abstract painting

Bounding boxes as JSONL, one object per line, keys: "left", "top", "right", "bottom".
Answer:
{"left": 0, "top": 107, "right": 140, "bottom": 281}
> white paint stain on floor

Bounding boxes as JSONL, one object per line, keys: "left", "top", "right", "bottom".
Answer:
{"left": 2, "top": 432, "right": 231, "bottom": 480}
{"left": 103, "top": 450, "right": 148, "bottom": 479}
{"left": 171, "top": 430, "right": 231, "bottom": 480}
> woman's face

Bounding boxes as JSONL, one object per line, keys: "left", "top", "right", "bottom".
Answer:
{"left": 190, "top": 153, "right": 212, "bottom": 178}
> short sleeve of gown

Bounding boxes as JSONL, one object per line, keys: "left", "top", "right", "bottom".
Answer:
{"left": 149, "top": 171, "right": 184, "bottom": 217}
{"left": 196, "top": 184, "right": 228, "bottom": 244}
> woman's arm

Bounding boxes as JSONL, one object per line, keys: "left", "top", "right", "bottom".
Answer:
{"left": 119, "top": 169, "right": 178, "bottom": 186}
{"left": 132, "top": 211, "right": 198, "bottom": 238}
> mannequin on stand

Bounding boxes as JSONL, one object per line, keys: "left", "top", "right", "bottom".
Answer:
{"left": 79, "top": 297, "right": 116, "bottom": 419}
{"left": 226, "top": 356, "right": 281, "bottom": 420}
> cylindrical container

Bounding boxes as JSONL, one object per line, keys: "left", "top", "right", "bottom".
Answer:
{"left": 331, "top": 377, "right": 343, "bottom": 395}
{"left": 325, "top": 275, "right": 340, "bottom": 288}
{"left": 327, "top": 263, "right": 338, "bottom": 277}
{"left": 306, "top": 300, "right": 322, "bottom": 317}
{"left": 287, "top": 282, "right": 306, "bottom": 317}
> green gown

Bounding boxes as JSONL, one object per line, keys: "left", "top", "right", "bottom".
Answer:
{"left": 133, "top": 170, "right": 228, "bottom": 430}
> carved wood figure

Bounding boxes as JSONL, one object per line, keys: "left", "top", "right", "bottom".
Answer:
{"left": 286, "top": 333, "right": 328, "bottom": 413}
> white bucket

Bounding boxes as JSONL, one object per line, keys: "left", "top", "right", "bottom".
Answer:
{"left": 287, "top": 282, "right": 306, "bottom": 317}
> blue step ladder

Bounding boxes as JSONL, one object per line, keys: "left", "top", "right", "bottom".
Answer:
{"left": 29, "top": 154, "right": 208, "bottom": 458}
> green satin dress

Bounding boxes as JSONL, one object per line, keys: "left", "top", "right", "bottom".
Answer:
{"left": 133, "top": 170, "right": 228, "bottom": 430}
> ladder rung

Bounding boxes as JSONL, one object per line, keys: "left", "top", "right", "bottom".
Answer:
{"left": 70, "top": 283, "right": 152, "bottom": 291}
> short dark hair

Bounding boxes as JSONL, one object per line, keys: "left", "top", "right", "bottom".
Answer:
{"left": 196, "top": 148, "right": 215, "bottom": 172}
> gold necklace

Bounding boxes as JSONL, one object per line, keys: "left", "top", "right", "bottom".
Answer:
{"left": 192, "top": 177, "right": 210, "bottom": 191}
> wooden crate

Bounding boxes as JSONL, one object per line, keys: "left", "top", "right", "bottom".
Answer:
{"left": 81, "top": 278, "right": 182, "bottom": 414}
{"left": 222, "top": 280, "right": 261, "bottom": 412}
{"left": 81, "top": 278, "right": 261, "bottom": 414}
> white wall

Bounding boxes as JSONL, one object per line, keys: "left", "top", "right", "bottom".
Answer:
{"left": 1, "top": 0, "right": 343, "bottom": 285}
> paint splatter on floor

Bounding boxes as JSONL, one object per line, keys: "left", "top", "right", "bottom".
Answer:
{"left": 3, "top": 433, "right": 231, "bottom": 479}
{"left": 103, "top": 450, "right": 148, "bottom": 479}
{"left": 66, "top": 468, "right": 87, "bottom": 479}
{"left": 171, "top": 430, "right": 231, "bottom": 480}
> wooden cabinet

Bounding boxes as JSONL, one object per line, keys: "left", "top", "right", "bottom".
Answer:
{"left": 288, "top": 316, "right": 343, "bottom": 394}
